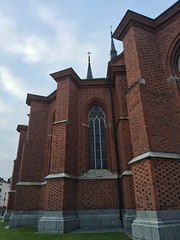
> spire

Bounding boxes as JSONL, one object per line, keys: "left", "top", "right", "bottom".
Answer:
{"left": 110, "top": 26, "right": 117, "bottom": 60}
{"left": 86, "top": 52, "right": 93, "bottom": 79}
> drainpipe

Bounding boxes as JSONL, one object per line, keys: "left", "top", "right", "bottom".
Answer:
{"left": 110, "top": 86, "right": 123, "bottom": 228}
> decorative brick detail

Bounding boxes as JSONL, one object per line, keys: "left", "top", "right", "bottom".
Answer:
{"left": 78, "top": 180, "right": 118, "bottom": 210}
{"left": 14, "top": 185, "right": 41, "bottom": 211}
{"left": 132, "top": 158, "right": 180, "bottom": 211}
{"left": 151, "top": 158, "right": 180, "bottom": 210}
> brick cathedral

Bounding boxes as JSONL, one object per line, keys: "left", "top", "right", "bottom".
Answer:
{"left": 5, "top": 2, "right": 180, "bottom": 240}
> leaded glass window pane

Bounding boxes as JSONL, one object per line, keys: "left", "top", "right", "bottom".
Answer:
{"left": 88, "top": 105, "right": 107, "bottom": 169}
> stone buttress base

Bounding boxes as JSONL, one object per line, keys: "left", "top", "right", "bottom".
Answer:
{"left": 132, "top": 210, "right": 180, "bottom": 240}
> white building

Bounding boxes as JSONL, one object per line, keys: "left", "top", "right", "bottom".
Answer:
{"left": 0, "top": 178, "right": 11, "bottom": 215}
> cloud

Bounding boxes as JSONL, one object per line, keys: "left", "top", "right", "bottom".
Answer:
{"left": 22, "top": 36, "right": 48, "bottom": 63}
{"left": 0, "top": 11, "right": 48, "bottom": 63}
{"left": 0, "top": 6, "right": 105, "bottom": 74}
{"left": 33, "top": 5, "right": 109, "bottom": 77}
{"left": 34, "top": 5, "right": 80, "bottom": 62}
{"left": 0, "top": 66, "right": 26, "bottom": 99}
{"left": 0, "top": 98, "right": 10, "bottom": 114}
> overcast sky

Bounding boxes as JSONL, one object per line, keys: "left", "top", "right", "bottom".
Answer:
{"left": 0, "top": 0, "right": 176, "bottom": 181}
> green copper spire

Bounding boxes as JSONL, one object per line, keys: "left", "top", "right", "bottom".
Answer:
{"left": 110, "top": 26, "right": 117, "bottom": 60}
{"left": 87, "top": 52, "right": 93, "bottom": 79}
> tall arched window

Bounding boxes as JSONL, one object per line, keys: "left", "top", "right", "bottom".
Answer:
{"left": 88, "top": 105, "right": 107, "bottom": 169}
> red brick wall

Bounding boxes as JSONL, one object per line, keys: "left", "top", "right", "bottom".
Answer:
{"left": 126, "top": 85, "right": 150, "bottom": 157}
{"left": 12, "top": 126, "right": 27, "bottom": 189}
{"left": 64, "top": 179, "right": 78, "bottom": 211}
{"left": 113, "top": 73, "right": 135, "bottom": 210}
{"left": 14, "top": 185, "right": 41, "bottom": 211}
{"left": 7, "top": 126, "right": 27, "bottom": 211}
{"left": 123, "top": 23, "right": 180, "bottom": 156}
{"left": 123, "top": 27, "right": 142, "bottom": 88}
{"left": 65, "top": 80, "right": 79, "bottom": 174}
{"left": 43, "top": 179, "right": 64, "bottom": 211}
{"left": 49, "top": 79, "right": 79, "bottom": 175}
{"left": 44, "top": 100, "right": 56, "bottom": 176}
{"left": 124, "top": 23, "right": 179, "bottom": 155}
{"left": 38, "top": 185, "right": 46, "bottom": 211}
{"left": 78, "top": 180, "right": 118, "bottom": 210}
{"left": 114, "top": 74, "right": 133, "bottom": 170}
{"left": 132, "top": 160, "right": 156, "bottom": 211}
{"left": 121, "top": 176, "right": 135, "bottom": 209}
{"left": 132, "top": 26, "right": 178, "bottom": 153}
{"left": 156, "top": 17, "right": 180, "bottom": 78}
{"left": 19, "top": 101, "right": 49, "bottom": 182}
{"left": 121, "top": 8, "right": 180, "bottom": 213}
{"left": 132, "top": 158, "right": 180, "bottom": 211}
{"left": 152, "top": 158, "right": 180, "bottom": 211}
{"left": 7, "top": 193, "right": 15, "bottom": 211}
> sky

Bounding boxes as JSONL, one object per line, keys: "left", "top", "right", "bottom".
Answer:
{"left": 0, "top": 0, "right": 177, "bottom": 181}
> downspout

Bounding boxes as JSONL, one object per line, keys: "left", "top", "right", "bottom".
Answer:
{"left": 110, "top": 86, "right": 123, "bottom": 228}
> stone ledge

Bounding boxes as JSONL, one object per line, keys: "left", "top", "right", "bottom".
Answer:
{"left": 16, "top": 181, "right": 46, "bottom": 186}
{"left": 128, "top": 151, "right": 180, "bottom": 165}
{"left": 119, "top": 170, "right": 132, "bottom": 178}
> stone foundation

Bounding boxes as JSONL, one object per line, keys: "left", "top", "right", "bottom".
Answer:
{"left": 132, "top": 210, "right": 180, "bottom": 240}
{"left": 9, "top": 209, "right": 121, "bottom": 233}
{"left": 9, "top": 211, "right": 43, "bottom": 227}
{"left": 38, "top": 211, "right": 79, "bottom": 233}
{"left": 122, "top": 209, "right": 136, "bottom": 229}
{"left": 78, "top": 209, "right": 121, "bottom": 229}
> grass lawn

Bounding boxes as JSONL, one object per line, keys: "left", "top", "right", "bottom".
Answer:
{"left": 0, "top": 221, "right": 131, "bottom": 240}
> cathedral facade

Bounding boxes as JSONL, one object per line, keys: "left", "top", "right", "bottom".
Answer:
{"left": 6, "top": 2, "right": 180, "bottom": 240}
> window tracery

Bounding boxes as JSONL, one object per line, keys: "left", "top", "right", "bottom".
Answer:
{"left": 88, "top": 105, "right": 107, "bottom": 169}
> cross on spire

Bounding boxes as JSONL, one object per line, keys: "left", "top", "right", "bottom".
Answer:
{"left": 87, "top": 52, "right": 91, "bottom": 61}
{"left": 86, "top": 52, "right": 93, "bottom": 79}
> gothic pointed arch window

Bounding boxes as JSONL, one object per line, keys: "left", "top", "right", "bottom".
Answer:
{"left": 88, "top": 105, "right": 107, "bottom": 169}
{"left": 167, "top": 37, "right": 180, "bottom": 77}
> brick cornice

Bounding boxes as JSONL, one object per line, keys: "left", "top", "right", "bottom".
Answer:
{"left": 113, "top": 1, "right": 180, "bottom": 41}
{"left": 16, "top": 124, "right": 28, "bottom": 132}
{"left": 50, "top": 67, "right": 81, "bottom": 86}
{"left": 114, "top": 10, "right": 154, "bottom": 41}
{"left": 26, "top": 93, "right": 49, "bottom": 106}
{"left": 26, "top": 90, "right": 56, "bottom": 106}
